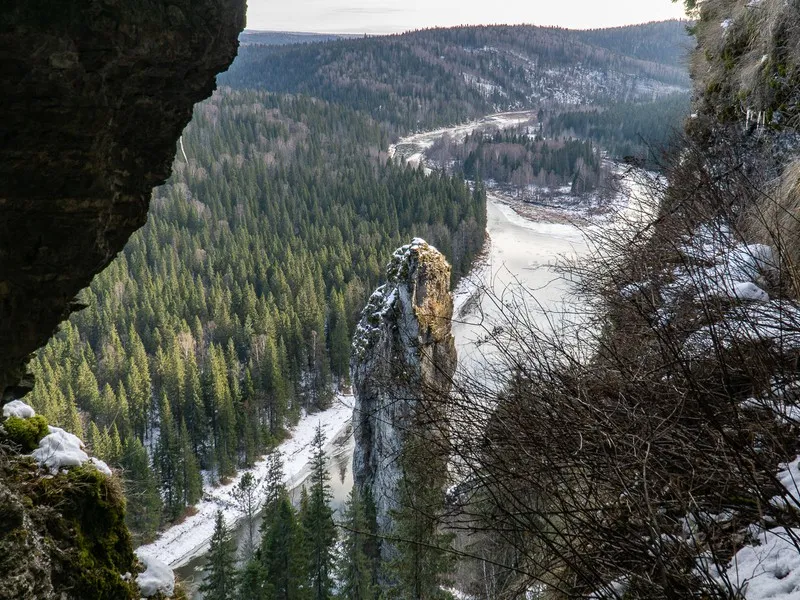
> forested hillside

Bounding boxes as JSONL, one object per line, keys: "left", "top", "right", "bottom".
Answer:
{"left": 570, "top": 20, "right": 693, "bottom": 66}
{"left": 546, "top": 92, "right": 690, "bottom": 161}
{"left": 26, "top": 89, "right": 486, "bottom": 542}
{"left": 25, "top": 17, "right": 690, "bottom": 565}
{"left": 221, "top": 22, "right": 691, "bottom": 130}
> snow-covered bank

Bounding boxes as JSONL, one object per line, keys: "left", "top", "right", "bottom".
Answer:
{"left": 388, "top": 110, "right": 536, "bottom": 165}
{"left": 136, "top": 395, "right": 353, "bottom": 568}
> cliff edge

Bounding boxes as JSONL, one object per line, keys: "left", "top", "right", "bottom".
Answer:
{"left": 0, "top": 0, "right": 245, "bottom": 398}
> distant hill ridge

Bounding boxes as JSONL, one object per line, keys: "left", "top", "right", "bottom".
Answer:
{"left": 239, "top": 30, "right": 361, "bottom": 46}
{"left": 223, "top": 21, "right": 692, "bottom": 131}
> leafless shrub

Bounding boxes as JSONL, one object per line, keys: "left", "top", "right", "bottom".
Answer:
{"left": 431, "top": 133, "right": 800, "bottom": 598}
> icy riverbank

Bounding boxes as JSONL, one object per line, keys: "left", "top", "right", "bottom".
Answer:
{"left": 136, "top": 395, "right": 353, "bottom": 568}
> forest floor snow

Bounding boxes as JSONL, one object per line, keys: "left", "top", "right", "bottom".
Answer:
{"left": 136, "top": 394, "right": 353, "bottom": 568}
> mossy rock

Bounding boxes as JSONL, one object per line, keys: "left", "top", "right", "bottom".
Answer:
{"left": 2, "top": 414, "right": 48, "bottom": 451}
{"left": 30, "top": 465, "right": 138, "bottom": 599}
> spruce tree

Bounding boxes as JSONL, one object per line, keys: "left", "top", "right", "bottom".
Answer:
{"left": 200, "top": 510, "right": 239, "bottom": 600}
{"left": 120, "top": 436, "right": 162, "bottom": 543}
{"left": 179, "top": 418, "right": 203, "bottom": 507}
{"left": 263, "top": 449, "right": 286, "bottom": 511}
{"left": 232, "top": 471, "right": 262, "bottom": 560}
{"left": 155, "top": 394, "right": 184, "bottom": 521}
{"left": 259, "top": 493, "right": 309, "bottom": 600}
{"left": 300, "top": 425, "right": 336, "bottom": 600}
{"left": 385, "top": 438, "right": 455, "bottom": 600}
{"left": 337, "top": 488, "right": 377, "bottom": 600}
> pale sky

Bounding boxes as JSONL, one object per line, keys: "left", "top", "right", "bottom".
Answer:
{"left": 246, "top": 0, "right": 687, "bottom": 35}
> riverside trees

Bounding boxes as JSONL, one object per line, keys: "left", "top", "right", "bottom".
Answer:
{"left": 26, "top": 89, "right": 487, "bottom": 541}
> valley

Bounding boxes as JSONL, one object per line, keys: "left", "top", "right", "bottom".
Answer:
{"left": 2, "top": 14, "right": 724, "bottom": 600}
{"left": 8, "top": 1, "right": 800, "bottom": 598}
{"left": 162, "top": 112, "right": 598, "bottom": 597}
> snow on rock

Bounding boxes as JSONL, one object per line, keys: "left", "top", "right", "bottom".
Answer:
{"left": 352, "top": 238, "right": 440, "bottom": 361}
{"left": 135, "top": 551, "right": 175, "bottom": 598}
{"left": 88, "top": 456, "right": 112, "bottom": 476}
{"left": 352, "top": 238, "right": 456, "bottom": 562}
{"left": 652, "top": 223, "right": 799, "bottom": 353}
{"left": 32, "top": 426, "right": 89, "bottom": 473}
{"left": 30, "top": 425, "right": 112, "bottom": 476}
{"left": 135, "top": 395, "right": 353, "bottom": 567}
{"left": 2, "top": 399, "right": 35, "bottom": 419}
{"left": 715, "top": 527, "right": 800, "bottom": 599}
{"left": 663, "top": 226, "right": 776, "bottom": 307}
{"left": 683, "top": 300, "right": 800, "bottom": 355}
{"left": 729, "top": 281, "right": 770, "bottom": 302}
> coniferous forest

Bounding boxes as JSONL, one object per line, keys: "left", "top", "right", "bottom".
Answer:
{"left": 25, "top": 19, "right": 692, "bottom": 598}
{"left": 26, "top": 88, "right": 486, "bottom": 542}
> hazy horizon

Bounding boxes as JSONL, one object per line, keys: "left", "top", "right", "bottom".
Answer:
{"left": 246, "top": 0, "right": 687, "bottom": 35}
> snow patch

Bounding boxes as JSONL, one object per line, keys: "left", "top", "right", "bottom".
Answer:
{"left": 684, "top": 300, "right": 800, "bottom": 355}
{"left": 741, "top": 379, "right": 800, "bottom": 424}
{"left": 89, "top": 456, "right": 112, "bottom": 476}
{"left": 587, "top": 577, "right": 629, "bottom": 599}
{"left": 715, "top": 527, "right": 800, "bottom": 599}
{"left": 135, "top": 396, "right": 354, "bottom": 567}
{"left": 32, "top": 426, "right": 89, "bottom": 474}
{"left": 771, "top": 456, "right": 800, "bottom": 512}
{"left": 3, "top": 399, "right": 35, "bottom": 419}
{"left": 136, "top": 551, "right": 175, "bottom": 598}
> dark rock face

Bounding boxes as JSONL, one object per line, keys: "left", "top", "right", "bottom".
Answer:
{"left": 0, "top": 0, "right": 246, "bottom": 398}
{"left": 351, "top": 238, "right": 456, "bottom": 552}
{"left": 0, "top": 455, "right": 139, "bottom": 600}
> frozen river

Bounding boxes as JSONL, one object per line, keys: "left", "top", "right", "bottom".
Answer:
{"left": 451, "top": 196, "right": 587, "bottom": 375}
{"left": 177, "top": 113, "right": 593, "bottom": 597}
{"left": 392, "top": 112, "right": 590, "bottom": 374}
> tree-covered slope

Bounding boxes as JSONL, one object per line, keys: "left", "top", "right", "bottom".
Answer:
{"left": 238, "top": 30, "right": 358, "bottom": 46}
{"left": 220, "top": 23, "right": 691, "bottom": 131}
{"left": 26, "top": 89, "right": 486, "bottom": 543}
{"left": 569, "top": 20, "right": 693, "bottom": 67}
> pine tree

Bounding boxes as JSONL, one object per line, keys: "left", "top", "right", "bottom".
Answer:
{"left": 385, "top": 437, "right": 455, "bottom": 600}
{"left": 328, "top": 292, "right": 350, "bottom": 385}
{"left": 179, "top": 418, "right": 203, "bottom": 507}
{"left": 155, "top": 394, "right": 184, "bottom": 521}
{"left": 259, "top": 494, "right": 309, "bottom": 600}
{"left": 108, "top": 423, "right": 123, "bottom": 466}
{"left": 200, "top": 511, "right": 239, "bottom": 600}
{"left": 263, "top": 449, "right": 286, "bottom": 512}
{"left": 238, "top": 559, "right": 268, "bottom": 600}
{"left": 232, "top": 471, "right": 262, "bottom": 560}
{"left": 337, "top": 488, "right": 377, "bottom": 600}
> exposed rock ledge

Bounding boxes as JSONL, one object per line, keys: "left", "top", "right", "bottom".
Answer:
{"left": 352, "top": 238, "right": 457, "bottom": 557}
{"left": 0, "top": 0, "right": 246, "bottom": 398}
